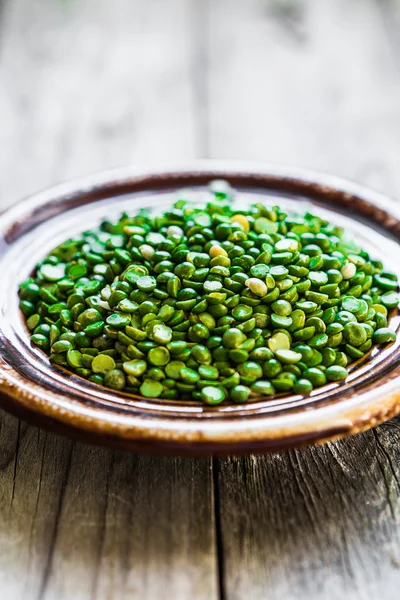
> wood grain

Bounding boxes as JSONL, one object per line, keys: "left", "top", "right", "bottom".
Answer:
{"left": 0, "top": 1, "right": 217, "bottom": 599}
{"left": 209, "top": 0, "right": 400, "bottom": 598}
{"left": 216, "top": 426, "right": 400, "bottom": 600}
{"left": 1, "top": 0, "right": 400, "bottom": 598}
{"left": 0, "top": 0, "right": 198, "bottom": 208}
{"left": 208, "top": 0, "right": 400, "bottom": 198}
{"left": 0, "top": 417, "right": 217, "bottom": 600}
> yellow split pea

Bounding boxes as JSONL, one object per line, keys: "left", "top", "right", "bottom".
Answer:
{"left": 245, "top": 277, "right": 268, "bottom": 297}
{"left": 209, "top": 245, "right": 228, "bottom": 258}
{"left": 231, "top": 214, "right": 250, "bottom": 233}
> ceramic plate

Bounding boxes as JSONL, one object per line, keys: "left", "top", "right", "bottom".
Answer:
{"left": 1, "top": 161, "right": 400, "bottom": 455}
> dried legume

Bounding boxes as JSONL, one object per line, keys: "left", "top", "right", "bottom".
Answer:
{"left": 20, "top": 181, "right": 399, "bottom": 404}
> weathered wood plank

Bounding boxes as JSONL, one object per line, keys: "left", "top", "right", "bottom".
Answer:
{"left": 0, "top": 0, "right": 197, "bottom": 208}
{"left": 2, "top": 0, "right": 400, "bottom": 598}
{"left": 216, "top": 426, "right": 400, "bottom": 600}
{"left": 208, "top": 1, "right": 400, "bottom": 598}
{"left": 0, "top": 1, "right": 217, "bottom": 599}
{"left": 94, "top": 456, "right": 216, "bottom": 600}
{"left": 208, "top": 0, "right": 400, "bottom": 198}
{"left": 377, "top": 0, "right": 400, "bottom": 60}
{"left": 0, "top": 420, "right": 217, "bottom": 600}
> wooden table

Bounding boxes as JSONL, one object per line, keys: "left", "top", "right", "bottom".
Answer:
{"left": 1, "top": 1, "right": 400, "bottom": 598}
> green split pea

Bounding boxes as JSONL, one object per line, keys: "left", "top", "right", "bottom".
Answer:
{"left": 19, "top": 181, "right": 399, "bottom": 405}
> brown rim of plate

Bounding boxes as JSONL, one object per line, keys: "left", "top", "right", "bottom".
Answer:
{"left": 1, "top": 160, "right": 400, "bottom": 456}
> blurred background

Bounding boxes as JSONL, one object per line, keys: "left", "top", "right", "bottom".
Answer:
{"left": 2, "top": 2, "right": 400, "bottom": 599}
{"left": 1, "top": 0, "right": 400, "bottom": 208}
